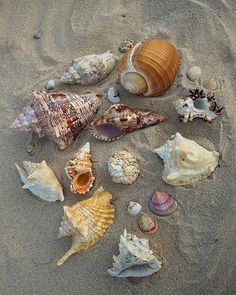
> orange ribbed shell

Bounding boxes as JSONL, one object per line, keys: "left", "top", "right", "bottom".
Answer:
{"left": 119, "top": 39, "right": 180, "bottom": 96}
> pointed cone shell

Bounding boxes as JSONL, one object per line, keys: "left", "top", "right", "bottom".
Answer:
{"left": 89, "top": 104, "right": 168, "bottom": 141}
{"left": 119, "top": 39, "right": 180, "bottom": 96}
{"left": 57, "top": 186, "right": 115, "bottom": 266}
{"left": 65, "top": 142, "right": 95, "bottom": 194}
{"left": 138, "top": 213, "right": 159, "bottom": 235}
{"left": 149, "top": 191, "right": 177, "bottom": 216}
{"left": 154, "top": 133, "right": 220, "bottom": 186}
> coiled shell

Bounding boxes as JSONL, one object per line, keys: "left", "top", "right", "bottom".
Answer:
{"left": 119, "top": 39, "right": 180, "bottom": 96}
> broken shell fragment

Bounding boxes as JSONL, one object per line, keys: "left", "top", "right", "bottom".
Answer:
{"left": 108, "top": 229, "right": 162, "bottom": 278}
{"left": 149, "top": 190, "right": 177, "bottom": 216}
{"left": 154, "top": 133, "right": 220, "bottom": 186}
{"left": 119, "top": 40, "right": 134, "bottom": 53}
{"left": 138, "top": 213, "right": 159, "bottom": 235}
{"left": 128, "top": 201, "right": 142, "bottom": 216}
{"left": 65, "top": 142, "right": 95, "bottom": 194}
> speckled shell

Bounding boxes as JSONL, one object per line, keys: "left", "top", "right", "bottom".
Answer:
{"left": 119, "top": 39, "right": 180, "bottom": 96}
{"left": 176, "top": 89, "right": 223, "bottom": 123}
{"left": 11, "top": 91, "right": 101, "bottom": 150}
{"left": 15, "top": 161, "right": 64, "bottom": 202}
{"left": 108, "top": 150, "right": 140, "bottom": 184}
{"left": 108, "top": 229, "right": 162, "bottom": 278}
{"left": 57, "top": 186, "right": 115, "bottom": 266}
{"left": 89, "top": 104, "right": 168, "bottom": 141}
{"left": 154, "top": 133, "right": 220, "bottom": 186}
{"left": 60, "top": 51, "right": 117, "bottom": 85}
{"left": 138, "top": 213, "right": 159, "bottom": 235}
{"left": 65, "top": 142, "right": 95, "bottom": 194}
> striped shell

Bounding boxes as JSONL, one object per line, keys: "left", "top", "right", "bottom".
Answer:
{"left": 57, "top": 186, "right": 115, "bottom": 266}
{"left": 119, "top": 39, "right": 180, "bottom": 96}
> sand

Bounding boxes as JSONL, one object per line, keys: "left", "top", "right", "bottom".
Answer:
{"left": 0, "top": 0, "right": 236, "bottom": 294}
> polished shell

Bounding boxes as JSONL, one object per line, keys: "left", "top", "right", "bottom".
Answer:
{"left": 149, "top": 190, "right": 177, "bottom": 216}
{"left": 138, "top": 213, "right": 159, "bottom": 235}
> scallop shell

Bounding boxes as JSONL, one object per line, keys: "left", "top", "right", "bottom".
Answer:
{"left": 108, "top": 229, "right": 162, "bottom": 278}
{"left": 65, "top": 142, "right": 95, "bottom": 194}
{"left": 176, "top": 89, "right": 223, "bottom": 123}
{"left": 154, "top": 133, "right": 220, "bottom": 186}
{"left": 119, "top": 39, "right": 180, "bottom": 96}
{"left": 89, "top": 104, "right": 168, "bottom": 141}
{"left": 15, "top": 161, "right": 64, "bottom": 202}
{"left": 108, "top": 150, "right": 140, "bottom": 184}
{"left": 11, "top": 91, "right": 101, "bottom": 150}
{"left": 60, "top": 51, "right": 117, "bottom": 85}
{"left": 138, "top": 213, "right": 159, "bottom": 235}
{"left": 57, "top": 186, "right": 115, "bottom": 266}
{"left": 128, "top": 201, "right": 142, "bottom": 216}
{"left": 149, "top": 190, "right": 177, "bottom": 216}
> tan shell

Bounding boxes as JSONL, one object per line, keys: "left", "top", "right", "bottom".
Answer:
{"left": 119, "top": 39, "right": 180, "bottom": 96}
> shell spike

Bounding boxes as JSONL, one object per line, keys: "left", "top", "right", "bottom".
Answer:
{"left": 57, "top": 249, "right": 76, "bottom": 266}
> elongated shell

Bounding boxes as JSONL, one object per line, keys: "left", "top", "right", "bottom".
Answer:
{"left": 15, "top": 160, "right": 64, "bottom": 202}
{"left": 119, "top": 39, "right": 180, "bottom": 96}
{"left": 65, "top": 142, "right": 95, "bottom": 194}
{"left": 89, "top": 104, "right": 168, "bottom": 141}
{"left": 154, "top": 133, "right": 220, "bottom": 186}
{"left": 57, "top": 186, "right": 115, "bottom": 266}
{"left": 61, "top": 51, "right": 117, "bottom": 85}
{"left": 11, "top": 91, "right": 101, "bottom": 150}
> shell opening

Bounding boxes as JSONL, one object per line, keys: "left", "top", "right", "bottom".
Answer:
{"left": 75, "top": 172, "right": 92, "bottom": 187}
{"left": 121, "top": 72, "right": 148, "bottom": 95}
{"left": 193, "top": 98, "right": 209, "bottom": 110}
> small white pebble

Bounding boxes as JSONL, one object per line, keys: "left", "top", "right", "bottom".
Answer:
{"left": 186, "top": 66, "right": 201, "bottom": 82}
{"left": 45, "top": 79, "right": 55, "bottom": 90}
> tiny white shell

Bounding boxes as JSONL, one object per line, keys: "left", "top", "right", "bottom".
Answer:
{"left": 128, "top": 201, "right": 142, "bottom": 216}
{"left": 44, "top": 79, "right": 55, "bottom": 90}
{"left": 107, "top": 87, "right": 121, "bottom": 104}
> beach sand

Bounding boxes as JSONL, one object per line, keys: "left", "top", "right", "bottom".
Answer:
{"left": 0, "top": 1, "right": 236, "bottom": 294}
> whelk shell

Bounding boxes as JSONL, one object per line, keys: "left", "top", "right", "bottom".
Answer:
{"left": 149, "top": 190, "right": 177, "bottom": 216}
{"left": 138, "top": 213, "right": 159, "bottom": 235}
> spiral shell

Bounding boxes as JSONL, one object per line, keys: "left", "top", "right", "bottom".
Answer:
{"left": 119, "top": 39, "right": 180, "bottom": 96}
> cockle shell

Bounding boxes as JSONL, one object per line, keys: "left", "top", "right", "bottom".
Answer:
{"left": 108, "top": 150, "right": 140, "bottom": 184}
{"left": 176, "top": 89, "right": 223, "bottom": 123}
{"left": 128, "top": 201, "right": 142, "bottom": 216}
{"left": 60, "top": 51, "right": 117, "bottom": 85}
{"left": 108, "top": 229, "right": 162, "bottom": 278}
{"left": 138, "top": 213, "right": 159, "bottom": 235}
{"left": 15, "top": 161, "right": 64, "bottom": 202}
{"left": 89, "top": 104, "right": 168, "bottom": 141}
{"left": 119, "top": 39, "right": 180, "bottom": 96}
{"left": 11, "top": 91, "right": 101, "bottom": 150}
{"left": 65, "top": 142, "right": 94, "bottom": 194}
{"left": 57, "top": 186, "right": 115, "bottom": 266}
{"left": 149, "top": 190, "right": 177, "bottom": 216}
{"left": 154, "top": 133, "right": 220, "bottom": 186}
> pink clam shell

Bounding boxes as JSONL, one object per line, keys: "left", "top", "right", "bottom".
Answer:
{"left": 149, "top": 191, "right": 177, "bottom": 216}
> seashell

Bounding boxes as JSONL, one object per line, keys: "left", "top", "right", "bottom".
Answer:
{"left": 128, "top": 201, "right": 142, "bottom": 216}
{"left": 108, "top": 229, "right": 162, "bottom": 277}
{"left": 106, "top": 87, "right": 121, "bottom": 104}
{"left": 108, "top": 150, "right": 140, "bottom": 184}
{"left": 15, "top": 160, "right": 64, "bottom": 202}
{"left": 202, "top": 78, "right": 218, "bottom": 91}
{"left": 119, "top": 39, "right": 180, "bottom": 96}
{"left": 154, "top": 132, "right": 220, "bottom": 186}
{"left": 176, "top": 89, "right": 223, "bottom": 123}
{"left": 138, "top": 213, "right": 159, "bottom": 235}
{"left": 60, "top": 51, "right": 117, "bottom": 85}
{"left": 186, "top": 66, "right": 201, "bottom": 82}
{"left": 44, "top": 79, "right": 55, "bottom": 90}
{"left": 11, "top": 91, "right": 101, "bottom": 150}
{"left": 89, "top": 104, "right": 168, "bottom": 141}
{"left": 119, "top": 40, "right": 134, "bottom": 53}
{"left": 57, "top": 186, "right": 115, "bottom": 266}
{"left": 65, "top": 142, "right": 95, "bottom": 194}
{"left": 149, "top": 190, "right": 177, "bottom": 216}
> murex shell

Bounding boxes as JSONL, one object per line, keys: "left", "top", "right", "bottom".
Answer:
{"left": 57, "top": 186, "right": 115, "bottom": 266}
{"left": 89, "top": 104, "right": 168, "bottom": 141}
{"left": 154, "top": 133, "right": 220, "bottom": 186}
{"left": 108, "top": 229, "right": 162, "bottom": 278}
{"left": 108, "top": 150, "right": 140, "bottom": 184}
{"left": 176, "top": 89, "right": 223, "bottom": 123}
{"left": 11, "top": 91, "right": 101, "bottom": 150}
{"left": 149, "top": 190, "right": 177, "bottom": 216}
{"left": 65, "top": 142, "right": 95, "bottom": 194}
{"left": 119, "top": 39, "right": 180, "bottom": 96}
{"left": 15, "top": 161, "right": 64, "bottom": 202}
{"left": 61, "top": 51, "right": 116, "bottom": 85}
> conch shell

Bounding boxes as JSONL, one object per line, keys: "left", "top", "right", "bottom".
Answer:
{"left": 65, "top": 142, "right": 94, "bottom": 194}
{"left": 154, "top": 133, "right": 220, "bottom": 186}
{"left": 119, "top": 39, "right": 180, "bottom": 96}
{"left": 15, "top": 161, "right": 64, "bottom": 202}
{"left": 11, "top": 91, "right": 101, "bottom": 150}
{"left": 108, "top": 229, "right": 162, "bottom": 278}
{"left": 60, "top": 51, "right": 117, "bottom": 85}
{"left": 176, "top": 89, "right": 223, "bottom": 123}
{"left": 57, "top": 186, "right": 115, "bottom": 266}
{"left": 89, "top": 104, "right": 168, "bottom": 141}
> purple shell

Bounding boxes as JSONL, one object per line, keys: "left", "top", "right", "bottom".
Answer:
{"left": 149, "top": 191, "right": 177, "bottom": 216}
